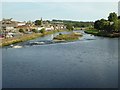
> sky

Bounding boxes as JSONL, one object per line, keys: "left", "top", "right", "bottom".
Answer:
{"left": 118, "top": 1, "right": 120, "bottom": 15}
{"left": 1, "top": 2, "right": 119, "bottom": 22}
{"left": 1, "top": 0, "right": 120, "bottom": 2}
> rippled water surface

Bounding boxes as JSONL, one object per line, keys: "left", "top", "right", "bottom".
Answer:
{"left": 2, "top": 31, "right": 118, "bottom": 88}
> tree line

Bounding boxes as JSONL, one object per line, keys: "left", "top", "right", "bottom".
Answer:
{"left": 52, "top": 19, "right": 94, "bottom": 28}
{"left": 94, "top": 12, "right": 120, "bottom": 33}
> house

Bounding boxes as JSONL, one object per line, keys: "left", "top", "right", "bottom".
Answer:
{"left": 1, "top": 18, "right": 18, "bottom": 32}
{"left": 36, "top": 27, "right": 44, "bottom": 31}
{"left": 41, "top": 20, "right": 66, "bottom": 31}
{"left": 17, "top": 22, "right": 26, "bottom": 26}
{"left": 51, "top": 21, "right": 66, "bottom": 30}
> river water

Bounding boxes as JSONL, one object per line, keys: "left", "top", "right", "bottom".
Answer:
{"left": 2, "top": 30, "right": 118, "bottom": 88}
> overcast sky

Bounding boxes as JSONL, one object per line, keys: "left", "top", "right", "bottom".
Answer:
{"left": 1, "top": 2, "right": 118, "bottom": 22}
{"left": 1, "top": 0, "right": 120, "bottom": 2}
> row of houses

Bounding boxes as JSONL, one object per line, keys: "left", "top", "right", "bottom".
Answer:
{"left": 0, "top": 18, "right": 26, "bottom": 32}
{"left": 0, "top": 18, "right": 66, "bottom": 32}
{"left": 0, "top": 18, "right": 66, "bottom": 38}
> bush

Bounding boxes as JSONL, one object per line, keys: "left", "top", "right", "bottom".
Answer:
{"left": 59, "top": 33, "right": 62, "bottom": 35}
{"left": 32, "top": 29, "right": 38, "bottom": 33}
{"left": 66, "top": 24, "right": 74, "bottom": 31}
{"left": 40, "top": 28, "right": 45, "bottom": 33}
{"left": 19, "top": 29, "right": 25, "bottom": 33}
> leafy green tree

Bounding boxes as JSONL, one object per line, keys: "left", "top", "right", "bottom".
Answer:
{"left": 94, "top": 19, "right": 110, "bottom": 31}
{"left": 40, "top": 28, "right": 45, "bottom": 34}
{"left": 73, "top": 23, "right": 80, "bottom": 27}
{"left": 94, "top": 20, "right": 101, "bottom": 30}
{"left": 118, "top": 20, "right": 120, "bottom": 32}
{"left": 108, "top": 12, "right": 118, "bottom": 22}
{"left": 110, "top": 20, "right": 119, "bottom": 32}
{"left": 59, "top": 33, "right": 62, "bottom": 35}
{"left": 66, "top": 24, "right": 74, "bottom": 30}
{"left": 46, "top": 20, "right": 51, "bottom": 23}
{"left": 81, "top": 24, "right": 85, "bottom": 28}
{"left": 19, "top": 29, "right": 25, "bottom": 33}
{"left": 94, "top": 12, "right": 119, "bottom": 33}
{"left": 35, "top": 20, "right": 42, "bottom": 26}
{"left": 52, "top": 19, "right": 94, "bottom": 28}
{"left": 32, "top": 29, "right": 38, "bottom": 33}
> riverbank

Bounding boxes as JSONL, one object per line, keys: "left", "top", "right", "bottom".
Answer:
{"left": 0, "top": 30, "right": 67, "bottom": 47}
{"left": 84, "top": 29, "right": 120, "bottom": 38}
{"left": 53, "top": 32, "right": 83, "bottom": 41}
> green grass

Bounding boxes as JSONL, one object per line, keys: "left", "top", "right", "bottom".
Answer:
{"left": 53, "top": 33, "right": 83, "bottom": 41}
{"left": 0, "top": 30, "right": 67, "bottom": 47}
{"left": 84, "top": 29, "right": 99, "bottom": 34}
{"left": 1, "top": 33, "right": 43, "bottom": 47}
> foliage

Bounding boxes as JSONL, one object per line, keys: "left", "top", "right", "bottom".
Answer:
{"left": 118, "top": 20, "right": 120, "bottom": 31}
{"left": 110, "top": 20, "right": 119, "bottom": 32}
{"left": 66, "top": 24, "right": 74, "bottom": 30}
{"left": 59, "top": 33, "right": 62, "bottom": 35}
{"left": 34, "top": 20, "right": 42, "bottom": 26}
{"left": 40, "top": 28, "right": 45, "bottom": 33}
{"left": 108, "top": 12, "right": 118, "bottom": 22}
{"left": 85, "top": 29, "right": 120, "bottom": 38}
{"left": 32, "top": 29, "right": 38, "bottom": 33}
{"left": 84, "top": 29, "right": 99, "bottom": 34}
{"left": 53, "top": 33, "right": 82, "bottom": 41}
{"left": 94, "top": 12, "right": 119, "bottom": 33}
{"left": 19, "top": 29, "right": 25, "bottom": 33}
{"left": 94, "top": 19, "right": 110, "bottom": 31}
{"left": 52, "top": 19, "right": 94, "bottom": 28}
{"left": 46, "top": 20, "right": 51, "bottom": 23}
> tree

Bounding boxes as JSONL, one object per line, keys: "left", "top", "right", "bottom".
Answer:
{"left": 46, "top": 20, "right": 51, "bottom": 23}
{"left": 108, "top": 12, "right": 118, "bottom": 22}
{"left": 59, "top": 33, "right": 62, "bottom": 35}
{"left": 118, "top": 20, "right": 120, "bottom": 32}
{"left": 102, "top": 21, "right": 110, "bottom": 32}
{"left": 34, "top": 20, "right": 42, "bottom": 26}
{"left": 94, "top": 12, "right": 119, "bottom": 33}
{"left": 32, "top": 29, "right": 38, "bottom": 33}
{"left": 94, "top": 20, "right": 101, "bottom": 30}
{"left": 94, "top": 19, "right": 110, "bottom": 31}
{"left": 19, "top": 29, "right": 25, "bottom": 33}
{"left": 40, "top": 28, "right": 45, "bottom": 34}
{"left": 110, "top": 20, "right": 119, "bottom": 32}
{"left": 66, "top": 24, "right": 74, "bottom": 30}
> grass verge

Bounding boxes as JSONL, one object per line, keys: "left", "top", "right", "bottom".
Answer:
{"left": 84, "top": 29, "right": 120, "bottom": 38}
{"left": 0, "top": 30, "right": 67, "bottom": 47}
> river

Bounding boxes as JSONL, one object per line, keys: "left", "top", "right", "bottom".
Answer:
{"left": 2, "top": 30, "right": 118, "bottom": 88}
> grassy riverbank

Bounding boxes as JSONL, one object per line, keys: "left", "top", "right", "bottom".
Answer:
{"left": 84, "top": 29, "right": 120, "bottom": 38}
{"left": 0, "top": 30, "right": 66, "bottom": 47}
{"left": 53, "top": 32, "right": 83, "bottom": 41}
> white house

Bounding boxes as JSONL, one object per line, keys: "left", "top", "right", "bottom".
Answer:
{"left": 45, "top": 26, "right": 54, "bottom": 31}
{"left": 17, "top": 22, "right": 26, "bottom": 26}
{"left": 37, "top": 27, "right": 45, "bottom": 31}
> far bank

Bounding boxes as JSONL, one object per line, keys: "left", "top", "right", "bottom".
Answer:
{"left": 84, "top": 29, "right": 120, "bottom": 38}
{"left": 0, "top": 30, "right": 68, "bottom": 47}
